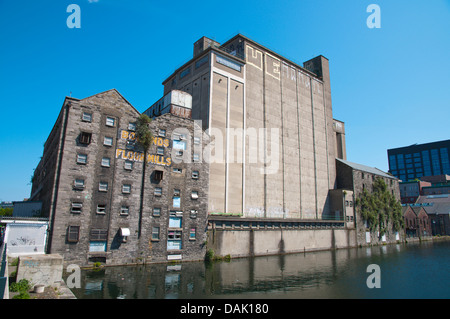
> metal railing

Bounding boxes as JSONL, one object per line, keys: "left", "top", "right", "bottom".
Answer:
{"left": 0, "top": 243, "right": 8, "bottom": 299}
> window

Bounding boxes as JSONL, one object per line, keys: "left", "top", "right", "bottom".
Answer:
{"left": 153, "top": 207, "right": 161, "bottom": 216}
{"left": 191, "top": 191, "right": 199, "bottom": 200}
{"left": 122, "top": 184, "right": 131, "bottom": 194}
{"left": 167, "top": 231, "right": 182, "bottom": 250}
{"left": 90, "top": 229, "right": 108, "bottom": 241}
{"left": 158, "top": 129, "right": 166, "bottom": 137}
{"left": 128, "top": 122, "right": 136, "bottom": 131}
{"left": 154, "top": 170, "right": 164, "bottom": 181}
{"left": 175, "top": 150, "right": 183, "bottom": 157}
{"left": 173, "top": 196, "right": 181, "bottom": 208}
{"left": 192, "top": 171, "right": 199, "bottom": 179}
{"left": 71, "top": 202, "right": 82, "bottom": 214}
{"left": 194, "top": 136, "right": 201, "bottom": 145}
{"left": 99, "top": 182, "right": 108, "bottom": 192}
{"left": 104, "top": 136, "right": 113, "bottom": 146}
{"left": 124, "top": 160, "right": 133, "bottom": 170}
{"left": 120, "top": 206, "right": 129, "bottom": 216}
{"left": 82, "top": 112, "right": 92, "bottom": 122}
{"left": 193, "top": 153, "right": 200, "bottom": 162}
{"left": 106, "top": 117, "right": 115, "bottom": 127}
{"left": 173, "top": 140, "right": 186, "bottom": 150}
{"left": 101, "top": 157, "right": 111, "bottom": 167}
{"left": 173, "top": 189, "right": 180, "bottom": 196}
{"left": 96, "top": 204, "right": 106, "bottom": 214}
{"left": 173, "top": 168, "right": 182, "bottom": 174}
{"left": 79, "top": 132, "right": 92, "bottom": 145}
{"left": 169, "top": 212, "right": 182, "bottom": 228}
{"left": 77, "top": 154, "right": 87, "bottom": 164}
{"left": 189, "top": 228, "right": 196, "bottom": 240}
{"left": 151, "top": 227, "right": 160, "bottom": 240}
{"left": 157, "top": 147, "right": 164, "bottom": 155}
{"left": 73, "top": 179, "right": 85, "bottom": 190}
{"left": 190, "top": 210, "right": 198, "bottom": 219}
{"left": 154, "top": 187, "right": 162, "bottom": 196}
{"left": 67, "top": 226, "right": 80, "bottom": 242}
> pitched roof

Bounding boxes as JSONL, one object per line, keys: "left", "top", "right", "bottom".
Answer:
{"left": 336, "top": 158, "right": 396, "bottom": 180}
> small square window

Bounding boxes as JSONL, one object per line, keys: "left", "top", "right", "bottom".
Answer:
{"left": 120, "top": 206, "right": 129, "bottom": 216}
{"left": 82, "top": 112, "right": 92, "bottom": 122}
{"left": 158, "top": 129, "right": 166, "bottom": 137}
{"left": 191, "top": 191, "right": 199, "bottom": 199}
{"left": 67, "top": 225, "right": 80, "bottom": 242}
{"left": 193, "top": 153, "right": 200, "bottom": 162}
{"left": 101, "top": 157, "right": 111, "bottom": 167}
{"left": 79, "top": 132, "right": 92, "bottom": 145}
{"left": 173, "top": 189, "right": 180, "bottom": 196}
{"left": 154, "top": 187, "right": 162, "bottom": 196}
{"left": 124, "top": 160, "right": 133, "bottom": 170}
{"left": 173, "top": 168, "right": 182, "bottom": 174}
{"left": 73, "top": 179, "right": 85, "bottom": 190}
{"left": 153, "top": 207, "right": 161, "bottom": 216}
{"left": 71, "top": 202, "right": 83, "bottom": 214}
{"left": 77, "top": 154, "right": 87, "bottom": 164}
{"left": 157, "top": 147, "right": 164, "bottom": 155}
{"left": 190, "top": 210, "right": 198, "bottom": 219}
{"left": 106, "top": 117, "right": 115, "bottom": 127}
{"left": 122, "top": 184, "right": 131, "bottom": 194}
{"left": 104, "top": 137, "right": 113, "bottom": 146}
{"left": 194, "top": 136, "right": 201, "bottom": 145}
{"left": 96, "top": 204, "right": 106, "bottom": 214}
{"left": 128, "top": 122, "right": 136, "bottom": 131}
{"left": 192, "top": 171, "right": 199, "bottom": 179}
{"left": 99, "top": 182, "right": 108, "bottom": 192}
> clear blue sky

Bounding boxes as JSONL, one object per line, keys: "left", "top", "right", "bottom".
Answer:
{"left": 0, "top": 0, "right": 449, "bottom": 202}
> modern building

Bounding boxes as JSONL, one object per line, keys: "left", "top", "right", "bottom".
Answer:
{"left": 30, "top": 89, "right": 210, "bottom": 265}
{"left": 387, "top": 139, "right": 450, "bottom": 181}
{"left": 399, "top": 180, "right": 431, "bottom": 204}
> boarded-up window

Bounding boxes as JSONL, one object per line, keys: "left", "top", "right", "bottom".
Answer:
{"left": 67, "top": 226, "right": 80, "bottom": 242}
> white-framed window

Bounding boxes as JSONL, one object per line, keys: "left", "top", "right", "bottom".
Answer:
{"left": 190, "top": 210, "right": 198, "bottom": 219}
{"left": 151, "top": 226, "right": 160, "bottom": 241}
{"left": 192, "top": 171, "right": 199, "bottom": 179}
{"left": 193, "top": 136, "right": 201, "bottom": 145}
{"left": 191, "top": 191, "right": 199, "bottom": 200}
{"left": 73, "top": 179, "right": 85, "bottom": 190}
{"left": 96, "top": 204, "right": 106, "bottom": 214}
{"left": 154, "top": 187, "right": 162, "bottom": 196}
{"left": 157, "top": 147, "right": 164, "bottom": 155}
{"left": 153, "top": 207, "right": 161, "bottom": 216}
{"left": 122, "top": 184, "right": 131, "bottom": 194}
{"left": 71, "top": 202, "right": 83, "bottom": 214}
{"left": 99, "top": 181, "right": 108, "bottom": 192}
{"left": 104, "top": 136, "right": 113, "bottom": 146}
{"left": 167, "top": 230, "right": 182, "bottom": 250}
{"left": 128, "top": 122, "right": 136, "bottom": 131}
{"left": 120, "top": 206, "right": 129, "bottom": 216}
{"left": 189, "top": 228, "right": 196, "bottom": 240}
{"left": 82, "top": 112, "right": 92, "bottom": 122}
{"left": 193, "top": 153, "right": 200, "bottom": 162}
{"left": 106, "top": 116, "right": 115, "bottom": 127}
{"left": 101, "top": 157, "right": 111, "bottom": 167}
{"left": 124, "top": 160, "right": 133, "bottom": 170}
{"left": 173, "top": 168, "right": 182, "bottom": 174}
{"left": 77, "top": 154, "right": 87, "bottom": 164}
{"left": 158, "top": 129, "right": 166, "bottom": 137}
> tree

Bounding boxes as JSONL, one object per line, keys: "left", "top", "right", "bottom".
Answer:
{"left": 355, "top": 178, "right": 403, "bottom": 237}
{"left": 136, "top": 114, "right": 153, "bottom": 238}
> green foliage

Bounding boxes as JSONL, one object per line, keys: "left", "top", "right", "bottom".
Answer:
{"left": 0, "top": 207, "right": 13, "bottom": 216}
{"left": 136, "top": 114, "right": 153, "bottom": 152}
{"left": 356, "top": 178, "right": 404, "bottom": 236}
{"left": 10, "top": 279, "right": 32, "bottom": 293}
{"left": 12, "top": 291, "right": 30, "bottom": 299}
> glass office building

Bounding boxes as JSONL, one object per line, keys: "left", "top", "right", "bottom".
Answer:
{"left": 387, "top": 139, "right": 450, "bottom": 181}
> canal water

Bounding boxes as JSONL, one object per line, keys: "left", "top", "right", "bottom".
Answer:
{"left": 68, "top": 240, "right": 449, "bottom": 299}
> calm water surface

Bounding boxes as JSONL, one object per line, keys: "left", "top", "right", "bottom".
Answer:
{"left": 68, "top": 240, "right": 450, "bottom": 299}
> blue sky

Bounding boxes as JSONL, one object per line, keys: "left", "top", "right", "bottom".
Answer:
{"left": 0, "top": 0, "right": 449, "bottom": 202}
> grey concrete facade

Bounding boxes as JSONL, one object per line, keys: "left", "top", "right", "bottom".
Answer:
{"left": 162, "top": 34, "right": 337, "bottom": 220}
